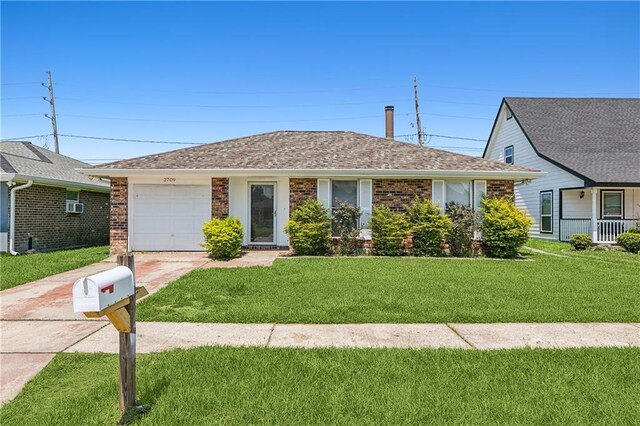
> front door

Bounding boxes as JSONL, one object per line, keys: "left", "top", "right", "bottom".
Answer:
{"left": 250, "top": 183, "right": 275, "bottom": 244}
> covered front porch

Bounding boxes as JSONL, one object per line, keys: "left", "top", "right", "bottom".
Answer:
{"left": 560, "top": 187, "right": 639, "bottom": 243}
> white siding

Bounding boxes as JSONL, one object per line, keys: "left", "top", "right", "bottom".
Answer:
{"left": 484, "top": 107, "right": 584, "bottom": 240}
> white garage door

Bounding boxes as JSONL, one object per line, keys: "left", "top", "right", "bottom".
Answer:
{"left": 132, "top": 184, "right": 210, "bottom": 251}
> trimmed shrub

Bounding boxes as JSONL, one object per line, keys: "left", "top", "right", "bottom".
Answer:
{"left": 569, "top": 233, "right": 592, "bottom": 251}
{"left": 480, "top": 197, "right": 532, "bottom": 258}
{"left": 407, "top": 198, "right": 451, "bottom": 256}
{"left": 627, "top": 227, "right": 640, "bottom": 234}
{"left": 333, "top": 202, "right": 361, "bottom": 256}
{"left": 617, "top": 232, "right": 640, "bottom": 254}
{"left": 202, "top": 217, "right": 244, "bottom": 260}
{"left": 370, "top": 206, "right": 410, "bottom": 256}
{"left": 445, "top": 202, "right": 478, "bottom": 257}
{"left": 284, "top": 199, "right": 331, "bottom": 255}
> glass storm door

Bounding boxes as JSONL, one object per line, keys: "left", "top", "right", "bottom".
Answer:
{"left": 250, "top": 184, "right": 275, "bottom": 244}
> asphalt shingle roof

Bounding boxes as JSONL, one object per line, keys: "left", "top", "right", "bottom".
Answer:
{"left": 90, "top": 131, "right": 536, "bottom": 174}
{"left": 0, "top": 141, "right": 109, "bottom": 189}
{"left": 504, "top": 97, "right": 640, "bottom": 184}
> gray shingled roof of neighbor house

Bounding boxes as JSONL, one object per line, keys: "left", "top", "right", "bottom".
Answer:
{"left": 0, "top": 141, "right": 109, "bottom": 190}
{"left": 88, "top": 131, "right": 538, "bottom": 176}
{"left": 503, "top": 97, "right": 640, "bottom": 184}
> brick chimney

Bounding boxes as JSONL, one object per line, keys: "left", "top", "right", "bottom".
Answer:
{"left": 385, "top": 105, "right": 394, "bottom": 139}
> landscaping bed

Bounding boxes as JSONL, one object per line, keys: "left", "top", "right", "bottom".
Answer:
{"left": 2, "top": 347, "right": 638, "bottom": 425}
{"left": 137, "top": 241, "right": 639, "bottom": 323}
{"left": 0, "top": 246, "right": 110, "bottom": 291}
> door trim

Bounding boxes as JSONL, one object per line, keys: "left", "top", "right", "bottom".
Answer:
{"left": 248, "top": 182, "right": 277, "bottom": 245}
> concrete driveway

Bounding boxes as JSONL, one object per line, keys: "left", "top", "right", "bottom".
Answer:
{"left": 0, "top": 251, "right": 214, "bottom": 404}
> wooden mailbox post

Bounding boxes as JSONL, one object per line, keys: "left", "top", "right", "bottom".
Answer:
{"left": 73, "top": 252, "right": 147, "bottom": 414}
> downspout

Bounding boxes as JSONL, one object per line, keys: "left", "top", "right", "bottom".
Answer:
{"left": 9, "top": 180, "right": 33, "bottom": 255}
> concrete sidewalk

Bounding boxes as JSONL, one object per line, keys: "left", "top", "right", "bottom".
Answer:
{"left": 2, "top": 320, "right": 639, "bottom": 404}
{"left": 3, "top": 321, "right": 637, "bottom": 354}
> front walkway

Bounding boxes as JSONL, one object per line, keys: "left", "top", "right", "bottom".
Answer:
{"left": 0, "top": 250, "right": 281, "bottom": 404}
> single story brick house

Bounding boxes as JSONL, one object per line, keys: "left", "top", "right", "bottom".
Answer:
{"left": 483, "top": 98, "right": 640, "bottom": 243}
{"left": 84, "top": 117, "right": 541, "bottom": 253}
{"left": 0, "top": 141, "right": 110, "bottom": 254}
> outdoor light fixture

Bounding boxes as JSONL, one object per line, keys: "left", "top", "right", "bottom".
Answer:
{"left": 580, "top": 190, "right": 585, "bottom": 199}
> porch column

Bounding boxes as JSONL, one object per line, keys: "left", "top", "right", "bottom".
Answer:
{"left": 591, "top": 188, "right": 598, "bottom": 242}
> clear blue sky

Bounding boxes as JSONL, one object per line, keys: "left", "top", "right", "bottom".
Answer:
{"left": 2, "top": 1, "right": 638, "bottom": 163}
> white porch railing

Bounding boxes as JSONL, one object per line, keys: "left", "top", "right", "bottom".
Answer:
{"left": 560, "top": 219, "right": 638, "bottom": 243}
{"left": 560, "top": 219, "right": 591, "bottom": 242}
{"left": 597, "top": 219, "right": 638, "bottom": 244}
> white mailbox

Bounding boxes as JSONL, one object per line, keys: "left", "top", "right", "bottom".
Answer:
{"left": 73, "top": 266, "right": 135, "bottom": 313}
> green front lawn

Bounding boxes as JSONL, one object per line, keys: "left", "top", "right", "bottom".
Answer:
{"left": 2, "top": 347, "right": 638, "bottom": 425}
{"left": 0, "top": 246, "right": 110, "bottom": 291}
{"left": 138, "top": 241, "right": 639, "bottom": 323}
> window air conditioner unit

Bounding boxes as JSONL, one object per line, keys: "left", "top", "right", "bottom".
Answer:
{"left": 66, "top": 201, "right": 85, "bottom": 214}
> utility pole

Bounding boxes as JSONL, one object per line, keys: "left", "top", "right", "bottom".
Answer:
{"left": 413, "top": 76, "right": 424, "bottom": 146}
{"left": 43, "top": 71, "right": 60, "bottom": 153}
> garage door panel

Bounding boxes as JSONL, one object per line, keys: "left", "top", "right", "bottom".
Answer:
{"left": 132, "top": 184, "right": 211, "bottom": 251}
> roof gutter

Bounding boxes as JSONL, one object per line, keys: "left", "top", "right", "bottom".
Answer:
{"left": 79, "top": 168, "right": 544, "bottom": 180}
{"left": 0, "top": 173, "right": 110, "bottom": 193}
{"left": 9, "top": 180, "right": 33, "bottom": 255}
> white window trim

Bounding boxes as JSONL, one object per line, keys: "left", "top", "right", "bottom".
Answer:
{"left": 504, "top": 145, "right": 514, "bottom": 165}
{"left": 601, "top": 190, "right": 624, "bottom": 219}
{"left": 540, "top": 190, "right": 553, "bottom": 234}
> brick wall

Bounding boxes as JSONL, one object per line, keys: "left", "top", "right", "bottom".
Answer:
{"left": 9, "top": 183, "right": 109, "bottom": 253}
{"left": 110, "top": 177, "right": 128, "bottom": 254}
{"left": 372, "top": 179, "right": 432, "bottom": 212}
{"left": 486, "top": 180, "right": 514, "bottom": 199}
{"left": 289, "top": 178, "right": 317, "bottom": 212}
{"left": 211, "top": 178, "right": 229, "bottom": 218}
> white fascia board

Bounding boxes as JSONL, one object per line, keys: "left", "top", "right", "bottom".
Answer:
{"left": 80, "top": 168, "right": 545, "bottom": 180}
{"left": 4, "top": 174, "right": 110, "bottom": 192}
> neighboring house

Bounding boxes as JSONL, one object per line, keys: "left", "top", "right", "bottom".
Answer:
{"left": 0, "top": 141, "right": 110, "bottom": 253}
{"left": 483, "top": 97, "right": 640, "bottom": 243}
{"left": 85, "top": 111, "right": 541, "bottom": 253}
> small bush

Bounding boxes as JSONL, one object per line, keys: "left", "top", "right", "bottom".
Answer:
{"left": 569, "top": 233, "right": 592, "bottom": 251}
{"left": 284, "top": 199, "right": 331, "bottom": 255}
{"left": 370, "top": 206, "right": 410, "bottom": 256}
{"left": 480, "top": 197, "right": 532, "bottom": 258}
{"left": 445, "top": 202, "right": 478, "bottom": 257}
{"left": 627, "top": 227, "right": 640, "bottom": 234}
{"left": 617, "top": 232, "right": 640, "bottom": 254}
{"left": 333, "top": 202, "right": 361, "bottom": 255}
{"left": 407, "top": 198, "right": 451, "bottom": 256}
{"left": 202, "top": 217, "right": 244, "bottom": 260}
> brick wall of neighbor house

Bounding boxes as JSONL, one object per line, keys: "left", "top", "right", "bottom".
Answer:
{"left": 372, "top": 179, "right": 432, "bottom": 212}
{"left": 487, "top": 180, "right": 515, "bottom": 198}
{"left": 8, "top": 184, "right": 109, "bottom": 253}
{"left": 211, "top": 178, "right": 229, "bottom": 218}
{"left": 289, "top": 178, "right": 317, "bottom": 212}
{"left": 110, "top": 177, "right": 128, "bottom": 254}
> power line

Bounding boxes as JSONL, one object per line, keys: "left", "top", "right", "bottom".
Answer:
{"left": 0, "top": 82, "right": 42, "bottom": 86}
{"left": 57, "top": 113, "right": 381, "bottom": 124}
{"left": 55, "top": 97, "right": 406, "bottom": 109}
{"left": 0, "top": 96, "right": 43, "bottom": 101}
{"left": 59, "top": 134, "right": 202, "bottom": 145}
{"left": 54, "top": 83, "right": 407, "bottom": 95}
{"left": 1, "top": 134, "right": 52, "bottom": 141}
{"left": 1, "top": 113, "right": 45, "bottom": 117}
{"left": 395, "top": 133, "right": 487, "bottom": 142}
{"left": 427, "top": 84, "right": 639, "bottom": 96}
